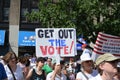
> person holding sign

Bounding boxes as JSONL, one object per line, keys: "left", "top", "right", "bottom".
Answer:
{"left": 89, "top": 53, "right": 120, "bottom": 80}
{"left": 46, "top": 61, "right": 67, "bottom": 80}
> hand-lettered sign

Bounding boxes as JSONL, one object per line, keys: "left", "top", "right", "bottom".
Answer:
{"left": 35, "top": 28, "right": 76, "bottom": 57}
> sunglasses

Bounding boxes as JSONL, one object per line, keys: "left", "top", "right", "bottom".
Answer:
{"left": 106, "top": 60, "right": 118, "bottom": 64}
{"left": 10, "top": 56, "right": 16, "bottom": 60}
{"left": 84, "top": 60, "right": 93, "bottom": 63}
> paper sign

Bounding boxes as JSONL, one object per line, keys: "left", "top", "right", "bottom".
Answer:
{"left": 35, "top": 28, "right": 76, "bottom": 57}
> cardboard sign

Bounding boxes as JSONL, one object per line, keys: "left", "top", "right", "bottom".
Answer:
{"left": 35, "top": 28, "right": 76, "bottom": 57}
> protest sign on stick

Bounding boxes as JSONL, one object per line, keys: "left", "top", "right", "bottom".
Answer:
{"left": 35, "top": 28, "right": 76, "bottom": 57}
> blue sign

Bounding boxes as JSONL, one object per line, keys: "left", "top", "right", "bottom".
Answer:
{"left": 76, "top": 42, "right": 82, "bottom": 50}
{"left": 76, "top": 37, "right": 87, "bottom": 50}
{"left": 0, "top": 30, "right": 5, "bottom": 45}
{"left": 18, "top": 31, "right": 35, "bottom": 46}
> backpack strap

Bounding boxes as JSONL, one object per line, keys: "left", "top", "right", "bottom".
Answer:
{"left": 81, "top": 71, "right": 89, "bottom": 80}
{"left": 7, "top": 64, "right": 16, "bottom": 80}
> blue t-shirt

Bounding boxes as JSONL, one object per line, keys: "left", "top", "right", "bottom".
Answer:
{"left": 0, "top": 63, "right": 7, "bottom": 79}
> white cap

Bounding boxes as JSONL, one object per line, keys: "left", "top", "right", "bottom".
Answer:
{"left": 80, "top": 53, "right": 92, "bottom": 63}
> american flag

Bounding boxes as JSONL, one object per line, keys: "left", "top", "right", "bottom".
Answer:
{"left": 93, "top": 32, "right": 120, "bottom": 56}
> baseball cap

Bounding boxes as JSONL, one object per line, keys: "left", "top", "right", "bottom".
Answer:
{"left": 80, "top": 53, "right": 92, "bottom": 63}
{"left": 82, "top": 44, "right": 87, "bottom": 48}
{"left": 96, "top": 53, "right": 120, "bottom": 66}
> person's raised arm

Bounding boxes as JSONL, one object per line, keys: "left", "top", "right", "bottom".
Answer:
{"left": 25, "top": 68, "right": 33, "bottom": 80}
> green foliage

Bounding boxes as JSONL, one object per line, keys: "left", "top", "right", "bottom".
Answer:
{"left": 26, "top": 0, "right": 120, "bottom": 43}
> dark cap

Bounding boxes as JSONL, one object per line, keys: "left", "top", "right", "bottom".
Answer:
{"left": 36, "top": 57, "right": 45, "bottom": 63}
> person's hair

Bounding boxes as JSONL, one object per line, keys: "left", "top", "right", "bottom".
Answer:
{"left": 118, "top": 67, "right": 120, "bottom": 73}
{"left": 3, "top": 52, "right": 17, "bottom": 63}
{"left": 96, "top": 62, "right": 105, "bottom": 75}
{"left": 18, "top": 56, "right": 26, "bottom": 64}
{"left": 25, "top": 59, "right": 30, "bottom": 67}
{"left": 47, "top": 58, "right": 52, "bottom": 61}
{"left": 52, "top": 63, "right": 56, "bottom": 70}
{"left": 36, "top": 57, "right": 45, "bottom": 66}
{"left": 97, "top": 66, "right": 103, "bottom": 75}
{"left": 18, "top": 56, "right": 30, "bottom": 67}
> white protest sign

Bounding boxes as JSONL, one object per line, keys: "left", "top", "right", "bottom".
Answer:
{"left": 35, "top": 28, "right": 76, "bottom": 57}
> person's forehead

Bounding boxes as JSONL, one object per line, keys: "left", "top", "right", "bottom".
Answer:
{"left": 47, "top": 58, "right": 52, "bottom": 61}
{"left": 11, "top": 54, "right": 15, "bottom": 57}
{"left": 82, "top": 60, "right": 93, "bottom": 63}
{"left": 56, "top": 64, "right": 61, "bottom": 66}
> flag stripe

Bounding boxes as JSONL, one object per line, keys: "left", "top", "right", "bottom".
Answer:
{"left": 95, "top": 42, "right": 102, "bottom": 47}
{"left": 93, "top": 50, "right": 104, "bottom": 54}
{"left": 96, "top": 40, "right": 104, "bottom": 44}
{"left": 94, "top": 46, "right": 102, "bottom": 51}
{"left": 98, "top": 34, "right": 120, "bottom": 43}
{"left": 97, "top": 36, "right": 107, "bottom": 41}
{"left": 99, "top": 32, "right": 120, "bottom": 39}
{"left": 93, "top": 32, "right": 120, "bottom": 56}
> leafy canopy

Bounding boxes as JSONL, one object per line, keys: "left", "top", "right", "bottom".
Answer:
{"left": 26, "top": 0, "right": 120, "bottom": 43}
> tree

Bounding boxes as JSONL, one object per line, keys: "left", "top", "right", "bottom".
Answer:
{"left": 26, "top": 0, "right": 120, "bottom": 43}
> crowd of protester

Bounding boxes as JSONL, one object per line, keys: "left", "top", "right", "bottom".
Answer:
{"left": 0, "top": 44, "right": 120, "bottom": 80}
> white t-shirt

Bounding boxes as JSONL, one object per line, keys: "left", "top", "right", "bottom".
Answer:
{"left": 4, "top": 64, "right": 24, "bottom": 80}
{"left": 89, "top": 74, "right": 102, "bottom": 80}
{"left": 76, "top": 70, "right": 98, "bottom": 80}
{"left": 46, "top": 71, "right": 67, "bottom": 80}
{"left": 89, "top": 74, "right": 116, "bottom": 80}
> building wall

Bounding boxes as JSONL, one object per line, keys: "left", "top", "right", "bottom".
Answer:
{"left": 0, "top": 0, "right": 41, "bottom": 56}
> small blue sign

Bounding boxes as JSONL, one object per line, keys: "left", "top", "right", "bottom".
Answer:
{"left": 76, "top": 42, "right": 82, "bottom": 50}
{"left": 76, "top": 37, "right": 87, "bottom": 50}
{"left": 0, "top": 30, "right": 5, "bottom": 45}
{"left": 18, "top": 31, "right": 35, "bottom": 46}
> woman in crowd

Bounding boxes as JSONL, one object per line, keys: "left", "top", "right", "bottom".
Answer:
{"left": 17, "top": 56, "right": 30, "bottom": 77}
{"left": 3, "top": 52, "right": 24, "bottom": 80}
{"left": 0, "top": 62, "right": 7, "bottom": 80}
{"left": 76, "top": 53, "right": 98, "bottom": 80}
{"left": 89, "top": 53, "right": 120, "bottom": 80}
{"left": 26, "top": 57, "right": 46, "bottom": 80}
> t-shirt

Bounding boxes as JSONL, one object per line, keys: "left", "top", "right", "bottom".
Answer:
{"left": 0, "top": 63, "right": 7, "bottom": 79}
{"left": 88, "top": 74, "right": 102, "bottom": 80}
{"left": 46, "top": 71, "right": 67, "bottom": 80}
{"left": 42, "top": 64, "right": 52, "bottom": 74}
{"left": 4, "top": 64, "right": 24, "bottom": 80}
{"left": 89, "top": 74, "right": 116, "bottom": 80}
{"left": 76, "top": 70, "right": 98, "bottom": 80}
{"left": 30, "top": 69, "right": 46, "bottom": 80}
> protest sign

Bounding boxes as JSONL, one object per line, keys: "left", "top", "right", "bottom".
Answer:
{"left": 35, "top": 28, "right": 76, "bottom": 57}
{"left": 93, "top": 32, "right": 120, "bottom": 56}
